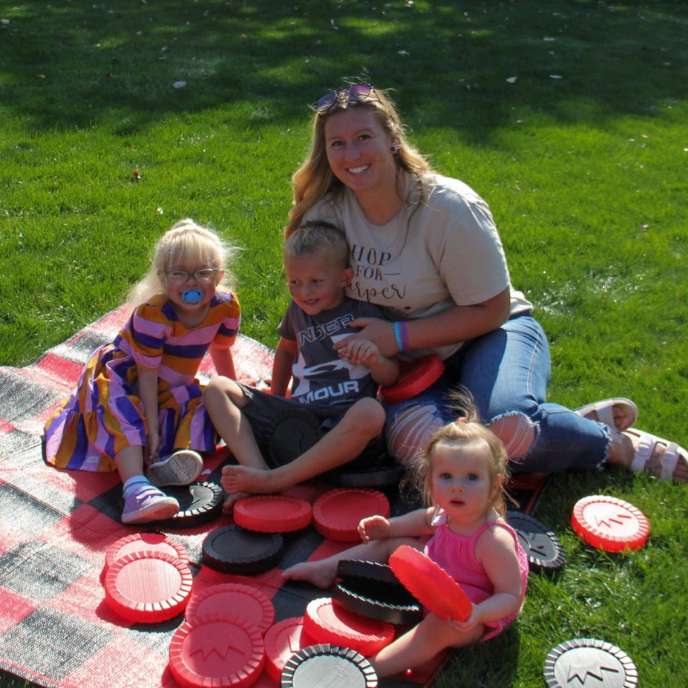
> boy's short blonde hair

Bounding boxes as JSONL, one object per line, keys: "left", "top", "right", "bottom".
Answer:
{"left": 283, "top": 220, "right": 349, "bottom": 268}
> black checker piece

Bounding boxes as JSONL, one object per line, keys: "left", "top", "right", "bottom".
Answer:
{"left": 507, "top": 510, "right": 565, "bottom": 571}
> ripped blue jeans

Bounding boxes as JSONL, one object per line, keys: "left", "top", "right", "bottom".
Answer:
{"left": 384, "top": 314, "right": 610, "bottom": 473}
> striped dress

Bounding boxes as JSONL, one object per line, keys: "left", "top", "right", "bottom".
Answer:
{"left": 43, "top": 291, "right": 240, "bottom": 472}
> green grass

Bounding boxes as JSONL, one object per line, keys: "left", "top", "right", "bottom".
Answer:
{"left": 1, "top": 0, "right": 687, "bottom": 686}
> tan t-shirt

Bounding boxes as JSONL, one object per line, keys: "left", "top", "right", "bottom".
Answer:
{"left": 303, "top": 173, "right": 532, "bottom": 359}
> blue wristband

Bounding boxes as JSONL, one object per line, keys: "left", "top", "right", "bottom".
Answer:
{"left": 393, "top": 321, "right": 404, "bottom": 352}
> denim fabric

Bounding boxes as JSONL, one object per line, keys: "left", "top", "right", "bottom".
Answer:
{"left": 384, "top": 315, "right": 610, "bottom": 473}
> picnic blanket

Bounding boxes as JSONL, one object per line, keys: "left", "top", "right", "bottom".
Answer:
{"left": 0, "top": 306, "right": 546, "bottom": 688}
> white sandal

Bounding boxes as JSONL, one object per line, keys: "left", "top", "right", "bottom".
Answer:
{"left": 576, "top": 398, "right": 638, "bottom": 436}
{"left": 626, "top": 428, "right": 687, "bottom": 482}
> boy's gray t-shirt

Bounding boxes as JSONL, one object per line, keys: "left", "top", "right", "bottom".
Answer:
{"left": 278, "top": 297, "right": 385, "bottom": 410}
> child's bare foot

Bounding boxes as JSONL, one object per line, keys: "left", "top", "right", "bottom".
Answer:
{"left": 282, "top": 560, "right": 338, "bottom": 589}
{"left": 221, "top": 465, "right": 280, "bottom": 494}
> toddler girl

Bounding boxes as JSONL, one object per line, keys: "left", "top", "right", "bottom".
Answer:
{"left": 284, "top": 395, "right": 528, "bottom": 677}
{"left": 44, "top": 219, "right": 240, "bottom": 525}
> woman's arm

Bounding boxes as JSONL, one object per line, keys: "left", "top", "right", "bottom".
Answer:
{"left": 338, "top": 288, "right": 511, "bottom": 358}
{"left": 270, "top": 337, "right": 297, "bottom": 396}
{"left": 209, "top": 344, "right": 236, "bottom": 379}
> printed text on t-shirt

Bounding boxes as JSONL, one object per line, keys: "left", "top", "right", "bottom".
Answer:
{"left": 297, "top": 313, "right": 354, "bottom": 346}
{"left": 350, "top": 243, "right": 406, "bottom": 302}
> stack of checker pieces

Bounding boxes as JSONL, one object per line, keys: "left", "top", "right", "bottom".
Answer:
{"left": 0, "top": 305, "right": 491, "bottom": 688}
{"left": 195, "top": 489, "right": 399, "bottom": 687}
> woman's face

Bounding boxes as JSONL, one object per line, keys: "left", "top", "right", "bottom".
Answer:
{"left": 323, "top": 107, "right": 398, "bottom": 197}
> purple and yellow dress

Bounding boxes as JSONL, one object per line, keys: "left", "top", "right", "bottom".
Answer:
{"left": 43, "top": 291, "right": 240, "bottom": 472}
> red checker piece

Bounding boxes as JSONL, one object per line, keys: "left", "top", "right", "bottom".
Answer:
{"left": 380, "top": 355, "right": 445, "bottom": 404}
{"left": 263, "top": 616, "right": 312, "bottom": 683}
{"left": 104, "top": 551, "right": 193, "bottom": 623}
{"left": 571, "top": 495, "right": 650, "bottom": 552}
{"left": 313, "top": 489, "right": 390, "bottom": 542}
{"left": 104, "top": 532, "right": 188, "bottom": 572}
{"left": 233, "top": 495, "right": 312, "bottom": 533}
{"left": 169, "top": 615, "right": 264, "bottom": 688}
{"left": 389, "top": 545, "right": 472, "bottom": 622}
{"left": 185, "top": 583, "right": 274, "bottom": 634}
{"left": 303, "top": 597, "right": 394, "bottom": 657}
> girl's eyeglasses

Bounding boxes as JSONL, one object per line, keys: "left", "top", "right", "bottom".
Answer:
{"left": 166, "top": 268, "right": 218, "bottom": 285}
{"left": 312, "top": 83, "right": 374, "bottom": 113}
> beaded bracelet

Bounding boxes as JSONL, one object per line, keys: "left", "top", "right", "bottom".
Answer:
{"left": 393, "top": 321, "right": 410, "bottom": 353}
{"left": 399, "top": 320, "right": 410, "bottom": 351}
{"left": 393, "top": 321, "right": 405, "bottom": 352}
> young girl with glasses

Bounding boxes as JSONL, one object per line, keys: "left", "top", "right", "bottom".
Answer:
{"left": 44, "top": 219, "right": 240, "bottom": 524}
{"left": 287, "top": 80, "right": 687, "bottom": 483}
{"left": 284, "top": 392, "right": 528, "bottom": 677}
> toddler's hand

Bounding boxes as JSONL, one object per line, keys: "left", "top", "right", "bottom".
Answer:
{"left": 449, "top": 604, "right": 481, "bottom": 634}
{"left": 358, "top": 514, "right": 391, "bottom": 542}
{"left": 337, "top": 339, "right": 380, "bottom": 367}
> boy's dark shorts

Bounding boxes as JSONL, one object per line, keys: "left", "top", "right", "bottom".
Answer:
{"left": 235, "top": 383, "right": 385, "bottom": 469}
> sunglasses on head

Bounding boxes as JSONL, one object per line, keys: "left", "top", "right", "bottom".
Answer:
{"left": 312, "top": 83, "right": 375, "bottom": 113}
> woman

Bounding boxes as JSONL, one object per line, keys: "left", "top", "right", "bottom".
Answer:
{"left": 284, "top": 82, "right": 686, "bottom": 482}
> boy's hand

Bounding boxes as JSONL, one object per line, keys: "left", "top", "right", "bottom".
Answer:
{"left": 358, "top": 514, "right": 391, "bottom": 542}
{"left": 337, "top": 338, "right": 381, "bottom": 367}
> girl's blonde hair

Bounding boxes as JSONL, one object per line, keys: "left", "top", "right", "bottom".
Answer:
{"left": 285, "top": 83, "right": 435, "bottom": 237}
{"left": 127, "top": 218, "right": 237, "bottom": 306}
{"left": 417, "top": 389, "right": 511, "bottom": 516}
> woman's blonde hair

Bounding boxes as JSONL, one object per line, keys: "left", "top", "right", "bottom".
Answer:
{"left": 416, "top": 389, "right": 511, "bottom": 516}
{"left": 285, "top": 83, "right": 435, "bottom": 237}
{"left": 127, "top": 218, "right": 237, "bottom": 305}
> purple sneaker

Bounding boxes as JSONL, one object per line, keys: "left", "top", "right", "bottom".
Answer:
{"left": 121, "top": 484, "right": 179, "bottom": 525}
{"left": 147, "top": 449, "right": 204, "bottom": 487}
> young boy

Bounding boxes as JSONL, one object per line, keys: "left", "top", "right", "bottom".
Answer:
{"left": 204, "top": 221, "right": 399, "bottom": 508}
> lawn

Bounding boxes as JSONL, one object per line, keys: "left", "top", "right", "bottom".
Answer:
{"left": 1, "top": 0, "right": 687, "bottom": 686}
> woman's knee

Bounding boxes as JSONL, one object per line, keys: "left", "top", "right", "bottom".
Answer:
{"left": 487, "top": 411, "right": 537, "bottom": 461}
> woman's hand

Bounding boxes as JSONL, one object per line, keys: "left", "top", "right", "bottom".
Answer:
{"left": 358, "top": 514, "right": 391, "bottom": 542}
{"left": 334, "top": 318, "right": 398, "bottom": 357}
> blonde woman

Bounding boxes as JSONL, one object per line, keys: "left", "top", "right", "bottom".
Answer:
{"left": 286, "top": 82, "right": 686, "bottom": 482}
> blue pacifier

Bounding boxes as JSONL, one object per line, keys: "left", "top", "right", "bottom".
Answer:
{"left": 181, "top": 289, "right": 203, "bottom": 305}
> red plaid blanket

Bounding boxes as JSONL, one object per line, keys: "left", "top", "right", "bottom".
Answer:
{"left": 0, "top": 306, "right": 546, "bottom": 687}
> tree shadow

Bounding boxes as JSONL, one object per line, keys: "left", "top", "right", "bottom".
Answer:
{"left": 1, "top": 0, "right": 686, "bottom": 140}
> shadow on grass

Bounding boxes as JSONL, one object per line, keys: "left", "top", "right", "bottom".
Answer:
{"left": 0, "top": 0, "right": 686, "bottom": 140}
{"left": 435, "top": 625, "right": 520, "bottom": 688}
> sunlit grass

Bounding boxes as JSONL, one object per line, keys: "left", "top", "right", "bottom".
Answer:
{"left": 1, "top": 0, "right": 687, "bottom": 686}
